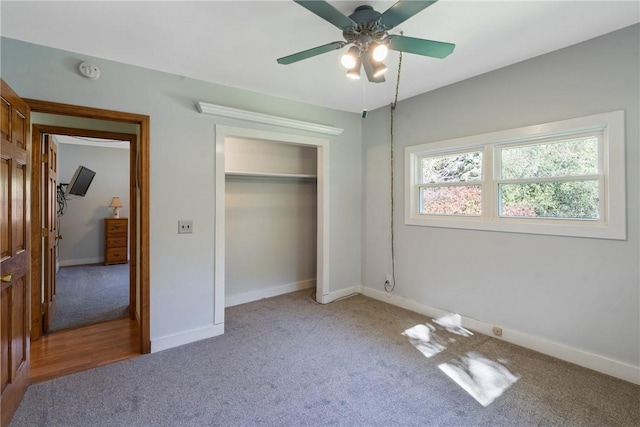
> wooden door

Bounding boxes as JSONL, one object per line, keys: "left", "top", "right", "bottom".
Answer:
{"left": 1, "top": 79, "right": 31, "bottom": 427}
{"left": 42, "top": 135, "right": 57, "bottom": 332}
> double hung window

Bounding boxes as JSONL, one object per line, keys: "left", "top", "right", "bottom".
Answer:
{"left": 405, "top": 111, "right": 625, "bottom": 240}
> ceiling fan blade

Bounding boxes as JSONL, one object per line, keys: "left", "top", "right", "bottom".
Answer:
{"left": 277, "top": 41, "right": 346, "bottom": 65}
{"left": 362, "top": 57, "right": 385, "bottom": 83}
{"left": 379, "top": 0, "right": 438, "bottom": 29}
{"left": 294, "top": 0, "right": 357, "bottom": 30}
{"left": 386, "top": 34, "right": 455, "bottom": 59}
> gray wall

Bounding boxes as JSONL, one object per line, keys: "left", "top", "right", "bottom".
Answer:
{"left": 363, "top": 24, "right": 639, "bottom": 367}
{"left": 1, "top": 37, "right": 363, "bottom": 348}
{"left": 226, "top": 178, "right": 317, "bottom": 299}
{"left": 57, "top": 142, "right": 130, "bottom": 265}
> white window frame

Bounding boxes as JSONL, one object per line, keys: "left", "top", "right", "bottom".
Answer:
{"left": 405, "top": 111, "right": 626, "bottom": 240}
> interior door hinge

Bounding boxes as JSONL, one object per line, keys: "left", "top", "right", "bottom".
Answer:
{"left": 42, "top": 153, "right": 48, "bottom": 163}
{"left": 41, "top": 228, "right": 47, "bottom": 238}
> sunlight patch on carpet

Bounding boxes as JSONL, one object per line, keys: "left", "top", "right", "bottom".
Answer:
{"left": 439, "top": 352, "right": 519, "bottom": 407}
{"left": 434, "top": 313, "right": 473, "bottom": 337}
{"left": 402, "top": 324, "right": 446, "bottom": 358}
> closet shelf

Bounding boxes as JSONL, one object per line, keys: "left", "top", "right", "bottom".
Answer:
{"left": 225, "top": 171, "right": 317, "bottom": 180}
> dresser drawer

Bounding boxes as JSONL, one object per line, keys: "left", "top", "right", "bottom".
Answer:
{"left": 106, "top": 236, "right": 127, "bottom": 248}
{"left": 106, "top": 248, "right": 127, "bottom": 263}
{"left": 106, "top": 221, "right": 127, "bottom": 234}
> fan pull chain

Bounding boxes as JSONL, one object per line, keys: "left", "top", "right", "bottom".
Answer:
{"left": 385, "top": 49, "right": 403, "bottom": 294}
{"left": 362, "top": 78, "right": 368, "bottom": 118}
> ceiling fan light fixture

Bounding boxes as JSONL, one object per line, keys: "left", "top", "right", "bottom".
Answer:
{"left": 346, "top": 65, "right": 361, "bottom": 79}
{"left": 347, "top": 57, "right": 362, "bottom": 80}
{"left": 279, "top": 1, "right": 455, "bottom": 84}
{"left": 371, "top": 43, "right": 388, "bottom": 62}
{"left": 341, "top": 46, "right": 360, "bottom": 69}
{"left": 372, "top": 62, "right": 387, "bottom": 77}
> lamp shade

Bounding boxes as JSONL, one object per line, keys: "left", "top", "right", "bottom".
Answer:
{"left": 341, "top": 46, "right": 360, "bottom": 69}
{"left": 346, "top": 66, "right": 361, "bottom": 79}
{"left": 371, "top": 43, "right": 388, "bottom": 62}
{"left": 372, "top": 62, "right": 388, "bottom": 77}
{"left": 109, "top": 197, "right": 123, "bottom": 208}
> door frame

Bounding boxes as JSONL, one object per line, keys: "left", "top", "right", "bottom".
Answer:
{"left": 214, "top": 125, "right": 330, "bottom": 324}
{"left": 31, "top": 125, "right": 138, "bottom": 336}
{"left": 25, "top": 99, "right": 150, "bottom": 353}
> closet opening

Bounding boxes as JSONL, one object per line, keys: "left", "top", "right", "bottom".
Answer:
{"left": 224, "top": 137, "right": 318, "bottom": 307}
{"left": 214, "top": 125, "right": 330, "bottom": 325}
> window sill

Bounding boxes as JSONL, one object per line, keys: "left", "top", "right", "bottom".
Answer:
{"left": 405, "top": 214, "right": 626, "bottom": 240}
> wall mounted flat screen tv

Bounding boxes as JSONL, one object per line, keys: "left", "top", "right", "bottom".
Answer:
{"left": 66, "top": 165, "right": 96, "bottom": 197}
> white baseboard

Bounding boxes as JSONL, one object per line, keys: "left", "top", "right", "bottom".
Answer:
{"left": 151, "top": 323, "right": 224, "bottom": 353}
{"left": 59, "top": 257, "right": 104, "bottom": 267}
{"left": 360, "top": 286, "right": 640, "bottom": 385}
{"left": 320, "top": 286, "right": 361, "bottom": 304}
{"left": 225, "top": 279, "right": 316, "bottom": 308}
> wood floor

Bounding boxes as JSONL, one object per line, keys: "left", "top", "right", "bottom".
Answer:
{"left": 30, "top": 317, "right": 141, "bottom": 383}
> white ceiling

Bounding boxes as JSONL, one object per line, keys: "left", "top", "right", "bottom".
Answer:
{"left": 2, "top": 1, "right": 638, "bottom": 113}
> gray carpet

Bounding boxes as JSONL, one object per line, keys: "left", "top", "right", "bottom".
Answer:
{"left": 12, "top": 290, "right": 639, "bottom": 426}
{"left": 49, "top": 264, "right": 129, "bottom": 332}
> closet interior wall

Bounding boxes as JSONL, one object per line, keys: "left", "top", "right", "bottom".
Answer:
{"left": 224, "top": 137, "right": 318, "bottom": 305}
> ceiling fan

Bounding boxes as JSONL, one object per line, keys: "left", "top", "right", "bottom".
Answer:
{"left": 277, "top": 0, "right": 455, "bottom": 83}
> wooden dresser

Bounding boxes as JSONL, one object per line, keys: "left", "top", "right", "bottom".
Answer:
{"left": 104, "top": 218, "right": 128, "bottom": 265}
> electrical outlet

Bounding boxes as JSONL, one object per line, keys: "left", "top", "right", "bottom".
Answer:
{"left": 492, "top": 326, "right": 503, "bottom": 337}
{"left": 178, "top": 220, "right": 193, "bottom": 234}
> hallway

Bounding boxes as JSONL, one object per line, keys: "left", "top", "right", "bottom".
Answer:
{"left": 30, "top": 318, "right": 140, "bottom": 383}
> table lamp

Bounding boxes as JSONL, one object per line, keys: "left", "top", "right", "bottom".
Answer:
{"left": 109, "top": 197, "right": 123, "bottom": 218}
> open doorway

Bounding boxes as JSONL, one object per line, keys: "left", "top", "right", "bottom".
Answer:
{"left": 31, "top": 124, "right": 137, "bottom": 339}
{"left": 26, "top": 98, "right": 150, "bottom": 358}
{"left": 49, "top": 133, "right": 133, "bottom": 333}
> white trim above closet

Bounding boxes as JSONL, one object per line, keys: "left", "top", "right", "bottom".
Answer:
{"left": 197, "top": 102, "right": 344, "bottom": 136}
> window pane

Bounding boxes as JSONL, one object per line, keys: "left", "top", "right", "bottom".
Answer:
{"left": 421, "top": 152, "right": 482, "bottom": 183}
{"left": 421, "top": 185, "right": 482, "bottom": 216}
{"left": 500, "top": 136, "right": 598, "bottom": 179}
{"left": 499, "top": 180, "right": 599, "bottom": 219}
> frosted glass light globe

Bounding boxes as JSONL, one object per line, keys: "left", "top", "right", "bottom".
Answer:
{"left": 372, "top": 44, "right": 388, "bottom": 62}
